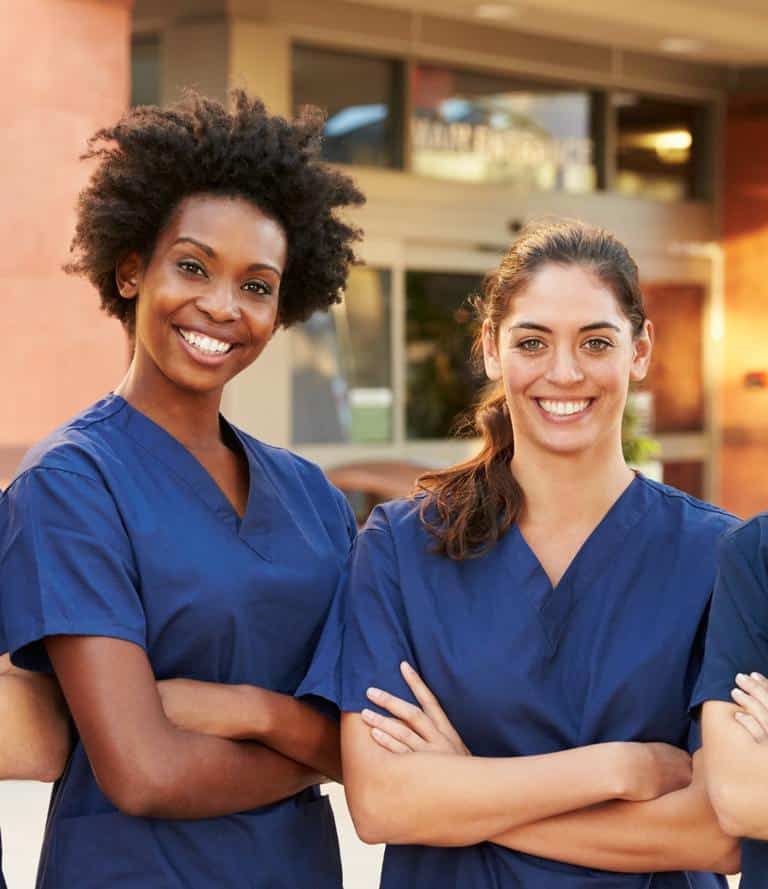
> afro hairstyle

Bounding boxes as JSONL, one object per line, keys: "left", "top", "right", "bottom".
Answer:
{"left": 65, "top": 90, "right": 365, "bottom": 332}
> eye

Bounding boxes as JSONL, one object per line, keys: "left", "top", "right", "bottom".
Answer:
{"left": 243, "top": 280, "right": 273, "bottom": 296}
{"left": 517, "top": 338, "right": 546, "bottom": 353}
{"left": 583, "top": 337, "right": 613, "bottom": 353}
{"left": 178, "top": 259, "right": 207, "bottom": 277}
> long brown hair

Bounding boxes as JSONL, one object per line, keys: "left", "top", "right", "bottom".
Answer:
{"left": 416, "top": 218, "right": 647, "bottom": 561}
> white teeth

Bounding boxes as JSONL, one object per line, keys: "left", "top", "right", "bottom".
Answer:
{"left": 538, "top": 399, "right": 590, "bottom": 416}
{"left": 179, "top": 328, "right": 232, "bottom": 355}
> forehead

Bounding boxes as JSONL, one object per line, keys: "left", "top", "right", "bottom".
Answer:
{"left": 158, "top": 193, "right": 287, "bottom": 268}
{"left": 504, "top": 263, "right": 627, "bottom": 329}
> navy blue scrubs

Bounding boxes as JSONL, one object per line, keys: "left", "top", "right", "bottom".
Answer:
{"left": 0, "top": 394, "right": 354, "bottom": 889}
{"left": 300, "top": 474, "right": 736, "bottom": 889}
{"left": 691, "top": 514, "right": 768, "bottom": 889}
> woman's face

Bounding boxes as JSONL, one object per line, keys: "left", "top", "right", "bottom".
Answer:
{"left": 117, "top": 193, "right": 287, "bottom": 396}
{"left": 482, "top": 262, "right": 653, "bottom": 460}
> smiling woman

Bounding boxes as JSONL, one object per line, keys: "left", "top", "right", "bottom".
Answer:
{"left": 298, "top": 219, "right": 741, "bottom": 889}
{"left": 0, "top": 91, "right": 363, "bottom": 889}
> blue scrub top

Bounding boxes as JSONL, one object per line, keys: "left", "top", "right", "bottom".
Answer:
{"left": 0, "top": 394, "right": 355, "bottom": 889}
{"left": 299, "top": 474, "right": 736, "bottom": 889}
{"left": 691, "top": 514, "right": 768, "bottom": 889}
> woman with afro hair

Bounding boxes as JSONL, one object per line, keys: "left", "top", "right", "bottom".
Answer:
{"left": 0, "top": 91, "right": 364, "bottom": 888}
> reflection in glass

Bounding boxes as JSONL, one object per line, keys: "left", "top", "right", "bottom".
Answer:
{"left": 131, "top": 36, "right": 161, "bottom": 107}
{"left": 615, "top": 94, "right": 710, "bottom": 201}
{"left": 292, "top": 268, "right": 392, "bottom": 444}
{"left": 406, "top": 271, "right": 485, "bottom": 440}
{"left": 292, "top": 45, "right": 403, "bottom": 168}
{"left": 411, "top": 65, "right": 597, "bottom": 191}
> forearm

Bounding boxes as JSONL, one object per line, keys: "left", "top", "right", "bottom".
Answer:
{"left": 347, "top": 734, "right": 634, "bottom": 846}
{"left": 491, "top": 781, "right": 739, "bottom": 874}
{"left": 102, "top": 726, "right": 321, "bottom": 819}
{"left": 248, "top": 689, "right": 341, "bottom": 782}
{"left": 704, "top": 703, "right": 768, "bottom": 839}
{"left": 0, "top": 662, "right": 70, "bottom": 781}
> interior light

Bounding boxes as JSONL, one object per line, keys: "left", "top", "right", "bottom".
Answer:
{"left": 660, "top": 37, "right": 705, "bottom": 54}
{"left": 475, "top": 3, "right": 519, "bottom": 20}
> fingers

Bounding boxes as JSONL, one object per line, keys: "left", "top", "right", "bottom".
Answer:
{"left": 732, "top": 673, "right": 768, "bottom": 737}
{"left": 366, "top": 686, "right": 436, "bottom": 742}
{"left": 361, "top": 708, "right": 427, "bottom": 752}
{"left": 734, "top": 711, "right": 768, "bottom": 743}
{"left": 370, "top": 727, "right": 411, "bottom": 754}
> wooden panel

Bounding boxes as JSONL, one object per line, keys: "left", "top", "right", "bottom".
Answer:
{"left": 663, "top": 460, "right": 705, "bottom": 499}
{"left": 641, "top": 281, "right": 705, "bottom": 433}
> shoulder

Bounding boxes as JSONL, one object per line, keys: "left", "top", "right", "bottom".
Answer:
{"left": 8, "top": 396, "right": 127, "bottom": 491}
{"left": 636, "top": 474, "right": 739, "bottom": 540}
{"left": 720, "top": 512, "right": 768, "bottom": 562}
{"left": 359, "top": 496, "right": 428, "bottom": 547}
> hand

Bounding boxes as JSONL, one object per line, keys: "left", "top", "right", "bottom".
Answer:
{"left": 361, "top": 661, "right": 470, "bottom": 756}
{"left": 619, "top": 741, "right": 692, "bottom": 801}
{"left": 731, "top": 671, "right": 768, "bottom": 743}
{"left": 157, "top": 678, "right": 258, "bottom": 739}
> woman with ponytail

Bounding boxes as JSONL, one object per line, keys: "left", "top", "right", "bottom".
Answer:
{"left": 299, "top": 219, "right": 740, "bottom": 887}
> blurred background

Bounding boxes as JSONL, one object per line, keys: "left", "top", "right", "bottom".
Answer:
{"left": 3, "top": 0, "right": 768, "bottom": 885}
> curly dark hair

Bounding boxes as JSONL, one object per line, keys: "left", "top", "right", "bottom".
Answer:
{"left": 65, "top": 90, "right": 365, "bottom": 331}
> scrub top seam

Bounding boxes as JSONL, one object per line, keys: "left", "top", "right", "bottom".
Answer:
{"left": 636, "top": 474, "right": 737, "bottom": 519}
{"left": 1, "top": 465, "right": 103, "bottom": 496}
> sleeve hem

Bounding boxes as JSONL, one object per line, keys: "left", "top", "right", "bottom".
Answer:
{"left": 10, "top": 623, "right": 147, "bottom": 671}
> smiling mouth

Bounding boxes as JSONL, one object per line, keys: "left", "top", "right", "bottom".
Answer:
{"left": 535, "top": 398, "right": 594, "bottom": 418}
{"left": 177, "top": 327, "right": 234, "bottom": 356}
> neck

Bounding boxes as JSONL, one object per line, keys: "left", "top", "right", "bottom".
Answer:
{"left": 114, "top": 352, "right": 224, "bottom": 452}
{"left": 511, "top": 439, "right": 634, "bottom": 529}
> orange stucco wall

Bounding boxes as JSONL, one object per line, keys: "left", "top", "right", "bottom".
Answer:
{"left": 1, "top": 0, "right": 132, "bottom": 480}
{"left": 721, "top": 98, "right": 768, "bottom": 518}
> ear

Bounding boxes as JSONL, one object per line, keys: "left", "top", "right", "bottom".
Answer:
{"left": 115, "top": 252, "right": 143, "bottom": 300}
{"left": 629, "top": 320, "right": 654, "bottom": 383}
{"left": 482, "top": 319, "right": 502, "bottom": 382}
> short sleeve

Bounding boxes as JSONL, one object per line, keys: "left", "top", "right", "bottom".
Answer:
{"left": 0, "top": 468, "right": 146, "bottom": 672}
{"left": 690, "top": 519, "right": 768, "bottom": 711}
{"left": 338, "top": 509, "right": 419, "bottom": 713}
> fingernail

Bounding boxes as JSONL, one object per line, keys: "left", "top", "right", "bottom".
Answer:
{"left": 752, "top": 672, "right": 764, "bottom": 681}
{"left": 736, "top": 673, "right": 748, "bottom": 682}
{"left": 371, "top": 728, "right": 385, "bottom": 740}
{"left": 367, "top": 687, "right": 383, "bottom": 701}
{"left": 732, "top": 688, "right": 746, "bottom": 698}
{"left": 361, "top": 708, "right": 375, "bottom": 721}
{"left": 401, "top": 661, "right": 413, "bottom": 674}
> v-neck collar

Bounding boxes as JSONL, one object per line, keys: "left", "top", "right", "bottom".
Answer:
{"left": 512, "top": 473, "right": 653, "bottom": 652}
{"left": 111, "top": 394, "right": 275, "bottom": 561}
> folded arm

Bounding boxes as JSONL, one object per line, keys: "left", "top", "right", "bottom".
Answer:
{"left": 491, "top": 751, "right": 739, "bottom": 873}
{"left": 0, "top": 654, "right": 70, "bottom": 781}
{"left": 703, "top": 692, "right": 768, "bottom": 839}
{"left": 47, "top": 636, "right": 320, "bottom": 819}
{"left": 157, "top": 678, "right": 341, "bottom": 781}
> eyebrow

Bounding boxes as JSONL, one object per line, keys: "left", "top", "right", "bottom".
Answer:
{"left": 511, "top": 321, "right": 622, "bottom": 333}
{"left": 171, "top": 237, "right": 282, "bottom": 275}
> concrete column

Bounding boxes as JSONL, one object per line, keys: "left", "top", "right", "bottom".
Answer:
{"left": 222, "top": 12, "right": 293, "bottom": 444}
{"left": 0, "top": 0, "right": 133, "bottom": 482}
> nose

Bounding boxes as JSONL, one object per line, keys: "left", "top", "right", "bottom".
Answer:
{"left": 544, "top": 345, "right": 585, "bottom": 386}
{"left": 195, "top": 283, "right": 241, "bottom": 323}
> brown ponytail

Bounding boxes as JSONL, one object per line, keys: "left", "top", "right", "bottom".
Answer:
{"left": 415, "top": 218, "right": 646, "bottom": 560}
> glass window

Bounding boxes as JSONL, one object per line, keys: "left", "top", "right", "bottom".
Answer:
{"left": 411, "top": 64, "right": 599, "bottom": 191}
{"left": 615, "top": 94, "right": 711, "bottom": 201}
{"left": 292, "top": 45, "right": 404, "bottom": 168}
{"left": 131, "top": 36, "right": 161, "bottom": 107}
{"left": 292, "top": 267, "right": 392, "bottom": 444}
{"left": 406, "top": 270, "right": 484, "bottom": 440}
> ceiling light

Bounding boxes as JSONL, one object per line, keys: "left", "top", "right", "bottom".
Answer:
{"left": 475, "top": 3, "right": 519, "bottom": 20}
{"left": 659, "top": 37, "right": 705, "bottom": 54}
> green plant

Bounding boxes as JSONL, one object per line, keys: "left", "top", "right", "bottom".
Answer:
{"left": 622, "top": 392, "right": 661, "bottom": 466}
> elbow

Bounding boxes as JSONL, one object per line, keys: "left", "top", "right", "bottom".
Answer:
{"left": 94, "top": 757, "right": 174, "bottom": 818}
{"left": 347, "top": 789, "right": 394, "bottom": 845}
{"left": 709, "top": 778, "right": 751, "bottom": 839}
